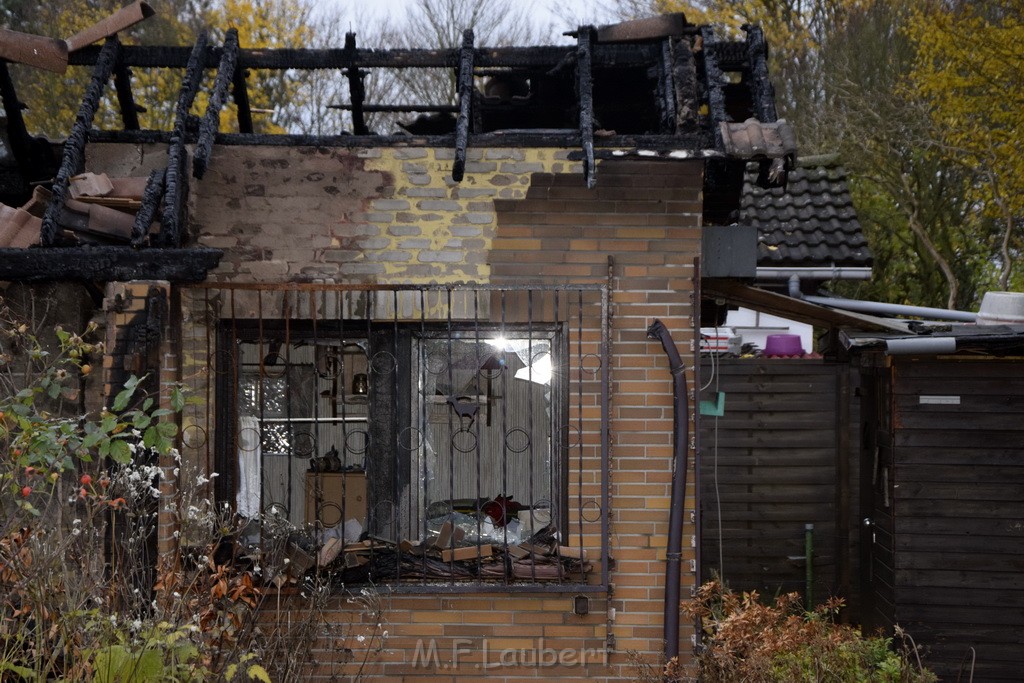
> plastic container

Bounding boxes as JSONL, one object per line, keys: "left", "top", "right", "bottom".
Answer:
{"left": 764, "top": 334, "right": 804, "bottom": 357}
{"left": 976, "top": 291, "right": 1024, "bottom": 325}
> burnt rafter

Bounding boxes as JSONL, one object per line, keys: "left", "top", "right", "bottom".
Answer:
{"left": 113, "top": 59, "right": 141, "bottom": 131}
{"left": 656, "top": 38, "right": 677, "bottom": 134}
{"left": 68, "top": 43, "right": 662, "bottom": 71}
{"left": 0, "top": 247, "right": 223, "bottom": 283}
{"left": 743, "top": 24, "right": 777, "bottom": 123}
{"left": 576, "top": 26, "right": 596, "bottom": 189}
{"left": 193, "top": 28, "right": 240, "bottom": 180}
{"left": 132, "top": 168, "right": 166, "bottom": 247}
{"left": 0, "top": 61, "right": 50, "bottom": 186}
{"left": 232, "top": 63, "right": 254, "bottom": 134}
{"left": 700, "top": 26, "right": 728, "bottom": 152}
{"left": 41, "top": 37, "right": 121, "bottom": 247}
{"left": 672, "top": 37, "right": 699, "bottom": 134}
{"left": 160, "top": 33, "right": 209, "bottom": 248}
{"left": 344, "top": 32, "right": 369, "bottom": 136}
{"left": 451, "top": 29, "right": 475, "bottom": 183}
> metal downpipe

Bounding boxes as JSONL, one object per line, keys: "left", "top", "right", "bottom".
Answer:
{"left": 646, "top": 319, "right": 689, "bottom": 667}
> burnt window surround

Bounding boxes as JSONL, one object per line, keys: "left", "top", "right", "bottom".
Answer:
{"left": 199, "top": 284, "right": 610, "bottom": 592}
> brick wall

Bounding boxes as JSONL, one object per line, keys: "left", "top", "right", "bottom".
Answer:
{"left": 86, "top": 143, "right": 702, "bottom": 680}
{"left": 188, "top": 146, "right": 582, "bottom": 284}
{"left": 490, "top": 160, "right": 702, "bottom": 676}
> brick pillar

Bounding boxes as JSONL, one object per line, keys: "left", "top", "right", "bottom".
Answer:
{"left": 102, "top": 280, "right": 178, "bottom": 600}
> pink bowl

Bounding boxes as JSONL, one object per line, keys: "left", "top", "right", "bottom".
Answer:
{"left": 764, "top": 334, "right": 804, "bottom": 357}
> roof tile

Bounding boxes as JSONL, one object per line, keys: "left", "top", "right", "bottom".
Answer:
{"left": 741, "top": 162, "right": 872, "bottom": 268}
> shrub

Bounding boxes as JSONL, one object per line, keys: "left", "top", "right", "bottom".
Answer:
{"left": 684, "top": 581, "right": 936, "bottom": 683}
{"left": 0, "top": 307, "right": 384, "bottom": 681}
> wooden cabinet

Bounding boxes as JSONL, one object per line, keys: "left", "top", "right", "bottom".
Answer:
{"left": 304, "top": 472, "right": 367, "bottom": 528}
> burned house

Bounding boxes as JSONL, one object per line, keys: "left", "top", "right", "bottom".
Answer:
{"left": 0, "top": 12, "right": 798, "bottom": 679}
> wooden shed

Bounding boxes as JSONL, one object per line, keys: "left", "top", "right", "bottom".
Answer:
{"left": 848, "top": 326, "right": 1024, "bottom": 682}
{"left": 698, "top": 357, "right": 861, "bottom": 615}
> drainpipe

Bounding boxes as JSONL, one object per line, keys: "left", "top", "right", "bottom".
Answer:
{"left": 786, "top": 274, "right": 978, "bottom": 322}
{"left": 757, "top": 266, "right": 873, "bottom": 281}
{"left": 646, "top": 319, "right": 689, "bottom": 667}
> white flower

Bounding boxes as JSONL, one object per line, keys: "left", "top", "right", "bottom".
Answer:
{"left": 356, "top": 635, "right": 365, "bottom": 643}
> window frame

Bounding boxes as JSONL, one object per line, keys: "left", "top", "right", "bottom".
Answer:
{"left": 201, "top": 284, "right": 610, "bottom": 594}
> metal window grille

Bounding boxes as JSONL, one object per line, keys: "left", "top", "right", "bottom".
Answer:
{"left": 179, "top": 283, "right": 609, "bottom": 592}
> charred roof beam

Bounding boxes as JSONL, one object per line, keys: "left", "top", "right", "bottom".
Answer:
{"left": 0, "top": 61, "right": 43, "bottom": 185}
{"left": 193, "top": 28, "right": 239, "bottom": 180}
{"left": 0, "top": 246, "right": 222, "bottom": 283}
{"left": 131, "top": 168, "right": 165, "bottom": 247}
{"left": 451, "top": 29, "right": 474, "bottom": 182}
{"left": 577, "top": 25, "right": 596, "bottom": 189}
{"left": 113, "top": 55, "right": 141, "bottom": 130}
{"left": 232, "top": 64, "right": 254, "bottom": 134}
{"left": 743, "top": 24, "right": 777, "bottom": 123}
{"left": 700, "top": 26, "right": 728, "bottom": 152}
{"left": 656, "top": 38, "right": 677, "bottom": 134}
{"left": 159, "top": 32, "right": 208, "bottom": 247}
{"left": 672, "top": 37, "right": 699, "bottom": 134}
{"left": 344, "top": 32, "right": 369, "bottom": 136}
{"left": 41, "top": 37, "right": 120, "bottom": 247}
{"left": 69, "top": 43, "right": 663, "bottom": 71}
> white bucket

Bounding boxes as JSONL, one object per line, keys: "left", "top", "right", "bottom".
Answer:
{"left": 976, "top": 291, "right": 1024, "bottom": 325}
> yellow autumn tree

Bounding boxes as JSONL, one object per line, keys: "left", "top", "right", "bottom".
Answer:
{"left": 203, "top": 0, "right": 319, "bottom": 134}
{"left": 5, "top": 0, "right": 187, "bottom": 137}
{"left": 905, "top": 1, "right": 1024, "bottom": 291}
{"left": 647, "top": 0, "right": 877, "bottom": 148}
{"left": 5, "top": 0, "right": 323, "bottom": 139}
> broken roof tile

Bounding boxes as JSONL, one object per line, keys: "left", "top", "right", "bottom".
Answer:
{"left": 720, "top": 118, "right": 797, "bottom": 159}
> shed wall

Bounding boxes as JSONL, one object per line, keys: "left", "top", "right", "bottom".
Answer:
{"left": 889, "top": 358, "right": 1024, "bottom": 682}
{"left": 698, "top": 358, "right": 860, "bottom": 614}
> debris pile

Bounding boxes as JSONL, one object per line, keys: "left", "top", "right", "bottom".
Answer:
{"left": 0, "top": 172, "right": 151, "bottom": 247}
{"left": 274, "top": 520, "right": 593, "bottom": 586}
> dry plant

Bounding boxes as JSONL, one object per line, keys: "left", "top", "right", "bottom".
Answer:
{"left": 683, "top": 580, "right": 937, "bottom": 683}
{"left": 624, "top": 650, "right": 684, "bottom": 682}
{"left": 0, "top": 303, "right": 386, "bottom": 681}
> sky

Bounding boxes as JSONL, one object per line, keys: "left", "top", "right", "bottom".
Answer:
{"left": 322, "top": 0, "right": 620, "bottom": 45}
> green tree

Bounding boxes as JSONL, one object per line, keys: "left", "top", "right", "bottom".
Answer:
{"left": 614, "top": 0, "right": 1002, "bottom": 309}
{"left": 905, "top": 0, "right": 1024, "bottom": 292}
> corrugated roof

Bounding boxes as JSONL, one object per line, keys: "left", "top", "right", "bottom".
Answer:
{"left": 741, "top": 162, "right": 872, "bottom": 269}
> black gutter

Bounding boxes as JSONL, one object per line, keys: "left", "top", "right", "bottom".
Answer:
{"left": 646, "top": 319, "right": 690, "bottom": 667}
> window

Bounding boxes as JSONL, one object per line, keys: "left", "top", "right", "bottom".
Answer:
{"left": 196, "top": 286, "right": 608, "bottom": 590}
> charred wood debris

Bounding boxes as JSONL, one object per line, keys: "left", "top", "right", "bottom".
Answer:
{"left": 0, "top": 12, "right": 794, "bottom": 282}
{"left": 267, "top": 519, "right": 594, "bottom": 588}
